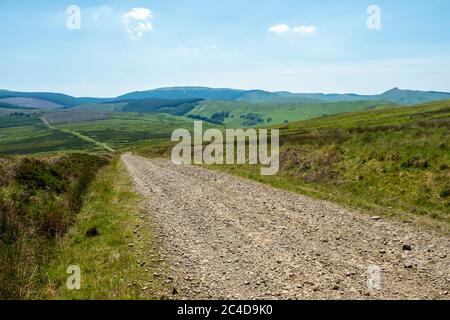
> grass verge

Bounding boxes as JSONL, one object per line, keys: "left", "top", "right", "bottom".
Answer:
{"left": 0, "top": 153, "right": 109, "bottom": 299}
{"left": 43, "top": 158, "right": 169, "bottom": 299}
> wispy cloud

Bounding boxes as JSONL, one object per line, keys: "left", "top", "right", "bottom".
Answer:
{"left": 123, "top": 7, "right": 154, "bottom": 40}
{"left": 268, "top": 24, "right": 291, "bottom": 34}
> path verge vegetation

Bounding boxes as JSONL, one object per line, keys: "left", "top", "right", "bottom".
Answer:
{"left": 44, "top": 158, "right": 169, "bottom": 299}
{"left": 0, "top": 153, "right": 109, "bottom": 298}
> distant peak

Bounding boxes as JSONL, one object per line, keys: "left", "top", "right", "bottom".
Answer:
{"left": 383, "top": 87, "right": 402, "bottom": 94}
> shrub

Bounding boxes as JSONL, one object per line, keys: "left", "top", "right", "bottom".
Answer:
{"left": 0, "top": 153, "right": 109, "bottom": 299}
{"left": 440, "top": 187, "right": 450, "bottom": 199}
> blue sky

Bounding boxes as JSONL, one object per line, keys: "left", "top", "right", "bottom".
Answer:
{"left": 0, "top": 0, "right": 449, "bottom": 97}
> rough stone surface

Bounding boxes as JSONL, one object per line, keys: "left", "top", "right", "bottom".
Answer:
{"left": 122, "top": 154, "right": 450, "bottom": 300}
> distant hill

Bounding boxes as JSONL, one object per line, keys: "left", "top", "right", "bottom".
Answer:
{"left": 1, "top": 87, "right": 450, "bottom": 110}
{"left": 277, "top": 88, "right": 450, "bottom": 105}
{"left": 187, "top": 100, "right": 396, "bottom": 127}
{"left": 0, "top": 90, "right": 113, "bottom": 108}
{"left": 0, "top": 97, "right": 64, "bottom": 109}
{"left": 117, "top": 87, "right": 245, "bottom": 101}
{"left": 116, "top": 86, "right": 450, "bottom": 105}
{"left": 122, "top": 98, "right": 203, "bottom": 115}
{"left": 0, "top": 90, "right": 80, "bottom": 107}
{"left": 0, "top": 100, "right": 37, "bottom": 110}
{"left": 376, "top": 87, "right": 450, "bottom": 104}
{"left": 43, "top": 110, "right": 110, "bottom": 125}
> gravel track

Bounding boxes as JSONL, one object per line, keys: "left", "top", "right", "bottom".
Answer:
{"left": 122, "top": 154, "right": 449, "bottom": 299}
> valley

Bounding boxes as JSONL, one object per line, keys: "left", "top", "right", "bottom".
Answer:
{"left": 0, "top": 86, "right": 438, "bottom": 155}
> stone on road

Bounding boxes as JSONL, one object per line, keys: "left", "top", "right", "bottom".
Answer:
{"left": 122, "top": 154, "right": 449, "bottom": 299}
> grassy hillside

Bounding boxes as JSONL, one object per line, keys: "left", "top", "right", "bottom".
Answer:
{"left": 0, "top": 101, "right": 38, "bottom": 110}
{"left": 0, "top": 90, "right": 80, "bottom": 107}
{"left": 43, "top": 110, "right": 110, "bottom": 125}
{"left": 0, "top": 108, "right": 38, "bottom": 116}
{"left": 189, "top": 100, "right": 395, "bottom": 127}
{"left": 117, "top": 86, "right": 245, "bottom": 101}
{"left": 276, "top": 88, "right": 450, "bottom": 104}
{"left": 248, "top": 100, "right": 450, "bottom": 227}
{"left": 0, "top": 115, "right": 98, "bottom": 155}
{"left": 69, "top": 102, "right": 127, "bottom": 112}
{"left": 0, "top": 111, "right": 216, "bottom": 155}
{"left": 0, "top": 97, "right": 64, "bottom": 109}
{"left": 122, "top": 98, "right": 203, "bottom": 115}
{"left": 55, "top": 113, "right": 215, "bottom": 150}
{"left": 0, "top": 90, "right": 113, "bottom": 108}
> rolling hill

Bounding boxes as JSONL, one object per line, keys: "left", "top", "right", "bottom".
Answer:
{"left": 187, "top": 100, "right": 396, "bottom": 127}
{"left": 117, "top": 86, "right": 245, "bottom": 101}
{"left": 0, "top": 90, "right": 113, "bottom": 108}
{"left": 122, "top": 98, "right": 203, "bottom": 115}
{"left": 0, "top": 97, "right": 64, "bottom": 109}
{"left": 115, "top": 86, "right": 450, "bottom": 105}
{"left": 276, "top": 87, "right": 450, "bottom": 104}
{"left": 2, "top": 87, "right": 450, "bottom": 112}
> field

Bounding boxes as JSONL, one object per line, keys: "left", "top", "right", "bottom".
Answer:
{"left": 0, "top": 116, "right": 98, "bottom": 155}
{"left": 0, "top": 112, "right": 213, "bottom": 154}
{"left": 55, "top": 112, "right": 217, "bottom": 150}
{"left": 43, "top": 110, "right": 110, "bottom": 125}
{"left": 188, "top": 100, "right": 395, "bottom": 127}
{"left": 0, "top": 96, "right": 403, "bottom": 156}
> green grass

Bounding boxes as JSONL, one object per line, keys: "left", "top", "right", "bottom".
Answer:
{"left": 0, "top": 112, "right": 216, "bottom": 155}
{"left": 43, "top": 159, "right": 169, "bottom": 299}
{"left": 69, "top": 103, "right": 126, "bottom": 112}
{"left": 0, "top": 118, "right": 99, "bottom": 155}
{"left": 0, "top": 153, "right": 109, "bottom": 299}
{"left": 56, "top": 112, "right": 217, "bottom": 150}
{"left": 188, "top": 100, "right": 395, "bottom": 127}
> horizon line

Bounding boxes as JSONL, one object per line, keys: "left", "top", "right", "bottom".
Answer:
{"left": 2, "top": 86, "right": 450, "bottom": 99}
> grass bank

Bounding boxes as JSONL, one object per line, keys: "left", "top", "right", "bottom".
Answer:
{"left": 43, "top": 158, "right": 169, "bottom": 299}
{"left": 0, "top": 153, "right": 109, "bottom": 299}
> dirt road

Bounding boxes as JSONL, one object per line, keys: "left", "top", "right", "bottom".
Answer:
{"left": 122, "top": 154, "right": 449, "bottom": 299}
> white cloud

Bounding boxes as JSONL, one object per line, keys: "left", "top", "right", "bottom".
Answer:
{"left": 268, "top": 24, "right": 291, "bottom": 34}
{"left": 292, "top": 25, "right": 317, "bottom": 35}
{"left": 205, "top": 44, "right": 219, "bottom": 50}
{"left": 123, "top": 7, "right": 154, "bottom": 40}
